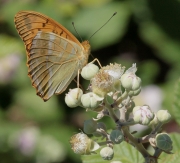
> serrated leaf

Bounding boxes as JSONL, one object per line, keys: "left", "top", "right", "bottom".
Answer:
{"left": 81, "top": 142, "right": 144, "bottom": 163}
{"left": 81, "top": 133, "right": 180, "bottom": 163}
{"left": 172, "top": 79, "right": 180, "bottom": 125}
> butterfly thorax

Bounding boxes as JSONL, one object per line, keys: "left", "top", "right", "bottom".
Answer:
{"left": 81, "top": 40, "right": 91, "bottom": 55}
{"left": 81, "top": 40, "right": 91, "bottom": 66}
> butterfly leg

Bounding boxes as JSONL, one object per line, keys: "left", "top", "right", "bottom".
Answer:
{"left": 89, "top": 58, "right": 102, "bottom": 68}
{"left": 74, "top": 69, "right": 84, "bottom": 99}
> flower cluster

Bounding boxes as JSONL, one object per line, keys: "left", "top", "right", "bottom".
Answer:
{"left": 65, "top": 63, "right": 173, "bottom": 162}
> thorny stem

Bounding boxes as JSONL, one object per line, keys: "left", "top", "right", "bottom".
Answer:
{"left": 151, "top": 123, "right": 163, "bottom": 134}
{"left": 96, "top": 128, "right": 110, "bottom": 139}
{"left": 95, "top": 129, "right": 113, "bottom": 147}
{"left": 120, "top": 119, "right": 138, "bottom": 126}
{"left": 111, "top": 90, "right": 129, "bottom": 108}
{"left": 138, "top": 133, "right": 156, "bottom": 143}
{"left": 153, "top": 148, "right": 163, "bottom": 158}
{"left": 122, "top": 127, "right": 151, "bottom": 158}
{"left": 104, "top": 96, "right": 157, "bottom": 162}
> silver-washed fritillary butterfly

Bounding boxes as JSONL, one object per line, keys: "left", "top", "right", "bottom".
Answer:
{"left": 14, "top": 11, "right": 90, "bottom": 101}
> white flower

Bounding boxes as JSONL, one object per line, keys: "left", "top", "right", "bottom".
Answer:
{"left": 70, "top": 133, "right": 99, "bottom": 155}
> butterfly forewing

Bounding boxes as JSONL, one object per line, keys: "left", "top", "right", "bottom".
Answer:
{"left": 14, "top": 11, "right": 90, "bottom": 101}
{"left": 15, "top": 11, "right": 82, "bottom": 43}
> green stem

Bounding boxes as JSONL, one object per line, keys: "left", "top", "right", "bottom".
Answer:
{"left": 120, "top": 119, "right": 138, "bottom": 126}
{"left": 153, "top": 148, "right": 162, "bottom": 158}
{"left": 151, "top": 122, "right": 163, "bottom": 134}
{"left": 105, "top": 99, "right": 155, "bottom": 161}
{"left": 122, "top": 127, "right": 151, "bottom": 158}
{"left": 112, "top": 90, "right": 129, "bottom": 108}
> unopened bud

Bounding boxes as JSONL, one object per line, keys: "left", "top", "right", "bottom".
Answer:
{"left": 100, "top": 147, "right": 114, "bottom": 160}
{"left": 148, "top": 114, "right": 159, "bottom": 129}
{"left": 81, "top": 92, "right": 103, "bottom": 109}
{"left": 65, "top": 88, "right": 83, "bottom": 108}
{"left": 133, "top": 105, "right": 154, "bottom": 125}
{"left": 81, "top": 63, "right": 99, "bottom": 80}
{"left": 121, "top": 73, "right": 141, "bottom": 91}
{"left": 155, "top": 133, "right": 173, "bottom": 152}
{"left": 128, "top": 87, "right": 141, "bottom": 96}
{"left": 110, "top": 130, "right": 124, "bottom": 144}
{"left": 156, "top": 110, "right": 171, "bottom": 124}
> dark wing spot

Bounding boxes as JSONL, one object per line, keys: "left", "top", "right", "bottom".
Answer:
{"left": 60, "top": 31, "right": 63, "bottom": 36}
{"left": 52, "top": 30, "right": 58, "bottom": 34}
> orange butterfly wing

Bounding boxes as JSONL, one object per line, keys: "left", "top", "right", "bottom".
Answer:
{"left": 14, "top": 11, "right": 90, "bottom": 101}
{"left": 14, "top": 11, "right": 82, "bottom": 52}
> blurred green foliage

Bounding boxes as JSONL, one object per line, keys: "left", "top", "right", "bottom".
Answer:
{"left": 0, "top": 0, "right": 180, "bottom": 162}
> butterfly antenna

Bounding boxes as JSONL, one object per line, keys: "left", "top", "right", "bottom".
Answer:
{"left": 89, "top": 12, "right": 117, "bottom": 40}
{"left": 72, "top": 22, "right": 83, "bottom": 42}
{"left": 90, "top": 53, "right": 95, "bottom": 59}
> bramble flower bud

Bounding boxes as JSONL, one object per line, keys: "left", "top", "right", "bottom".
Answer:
{"left": 65, "top": 88, "right": 83, "bottom": 108}
{"left": 70, "top": 133, "right": 100, "bottom": 155}
{"left": 81, "top": 92, "right": 103, "bottom": 109}
{"left": 133, "top": 105, "right": 154, "bottom": 125}
{"left": 81, "top": 63, "right": 99, "bottom": 80}
{"left": 121, "top": 73, "right": 141, "bottom": 91}
{"left": 83, "top": 119, "right": 97, "bottom": 134}
{"left": 155, "top": 133, "right": 173, "bottom": 152}
{"left": 100, "top": 147, "right": 114, "bottom": 160}
{"left": 148, "top": 114, "right": 159, "bottom": 129}
{"left": 110, "top": 130, "right": 124, "bottom": 144}
{"left": 91, "top": 70, "right": 114, "bottom": 97}
{"left": 128, "top": 87, "right": 141, "bottom": 96}
{"left": 121, "top": 64, "right": 141, "bottom": 91}
{"left": 156, "top": 110, "right": 171, "bottom": 124}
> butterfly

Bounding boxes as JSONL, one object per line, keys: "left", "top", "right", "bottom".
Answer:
{"left": 14, "top": 11, "right": 91, "bottom": 102}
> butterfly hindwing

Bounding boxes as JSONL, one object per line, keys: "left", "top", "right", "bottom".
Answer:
{"left": 28, "top": 31, "right": 83, "bottom": 101}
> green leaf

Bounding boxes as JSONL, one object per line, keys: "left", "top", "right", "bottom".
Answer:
{"left": 71, "top": 1, "right": 131, "bottom": 50}
{"left": 13, "top": 88, "right": 63, "bottom": 122}
{"left": 159, "top": 133, "right": 180, "bottom": 163}
{"left": 81, "top": 142, "right": 144, "bottom": 163}
{"left": 172, "top": 79, "right": 180, "bottom": 125}
{"left": 0, "top": 35, "right": 23, "bottom": 56}
{"left": 140, "top": 22, "right": 180, "bottom": 66}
